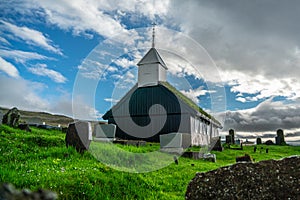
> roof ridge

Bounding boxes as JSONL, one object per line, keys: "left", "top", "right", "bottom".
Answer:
{"left": 159, "top": 82, "right": 221, "bottom": 126}
{"left": 137, "top": 48, "right": 167, "bottom": 69}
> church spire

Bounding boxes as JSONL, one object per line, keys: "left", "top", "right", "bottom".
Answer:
{"left": 151, "top": 22, "right": 156, "bottom": 48}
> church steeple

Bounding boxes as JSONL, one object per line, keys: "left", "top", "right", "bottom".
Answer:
{"left": 137, "top": 24, "right": 167, "bottom": 88}
{"left": 152, "top": 22, "right": 156, "bottom": 48}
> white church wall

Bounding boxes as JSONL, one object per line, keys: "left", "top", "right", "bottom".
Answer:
{"left": 190, "top": 116, "right": 210, "bottom": 146}
{"left": 138, "top": 64, "right": 158, "bottom": 87}
{"left": 158, "top": 65, "right": 166, "bottom": 82}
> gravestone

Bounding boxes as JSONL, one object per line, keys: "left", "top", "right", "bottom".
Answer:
{"left": 93, "top": 124, "right": 116, "bottom": 142}
{"left": 203, "top": 153, "right": 216, "bottom": 163}
{"left": 211, "top": 136, "right": 223, "bottom": 151}
{"left": 275, "top": 129, "right": 285, "bottom": 145}
{"left": 225, "top": 135, "right": 232, "bottom": 144}
{"left": 0, "top": 111, "right": 3, "bottom": 125}
{"left": 264, "top": 140, "right": 274, "bottom": 145}
{"left": 2, "top": 107, "right": 20, "bottom": 127}
{"left": 229, "top": 129, "right": 235, "bottom": 144}
{"left": 18, "top": 124, "right": 31, "bottom": 132}
{"left": 65, "top": 121, "right": 92, "bottom": 153}
{"left": 235, "top": 154, "right": 252, "bottom": 163}
{"left": 160, "top": 133, "right": 191, "bottom": 154}
{"left": 256, "top": 137, "right": 262, "bottom": 145}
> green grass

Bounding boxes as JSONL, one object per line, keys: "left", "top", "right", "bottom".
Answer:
{"left": 0, "top": 124, "right": 299, "bottom": 199}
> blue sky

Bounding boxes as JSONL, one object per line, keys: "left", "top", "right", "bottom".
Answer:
{"left": 1, "top": 0, "right": 300, "bottom": 141}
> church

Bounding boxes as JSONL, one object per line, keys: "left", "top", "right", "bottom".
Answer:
{"left": 102, "top": 27, "right": 222, "bottom": 146}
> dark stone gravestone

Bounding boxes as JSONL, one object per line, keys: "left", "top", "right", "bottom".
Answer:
{"left": 256, "top": 137, "right": 262, "bottom": 145}
{"left": 18, "top": 124, "right": 31, "bottom": 132}
{"left": 275, "top": 129, "right": 285, "bottom": 145}
{"left": 2, "top": 107, "right": 20, "bottom": 127}
{"left": 65, "top": 121, "right": 92, "bottom": 153}
{"left": 212, "top": 136, "right": 223, "bottom": 151}
{"left": 264, "top": 140, "right": 274, "bottom": 145}
{"left": 94, "top": 124, "right": 116, "bottom": 142}
{"left": 235, "top": 154, "right": 252, "bottom": 163}
{"left": 229, "top": 129, "right": 235, "bottom": 144}
{"left": 225, "top": 135, "right": 232, "bottom": 144}
{"left": 0, "top": 111, "right": 3, "bottom": 125}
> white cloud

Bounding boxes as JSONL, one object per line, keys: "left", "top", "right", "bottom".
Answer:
{"left": 0, "top": 36, "right": 10, "bottom": 46}
{"left": 221, "top": 70, "right": 300, "bottom": 102}
{"left": 0, "top": 75, "right": 101, "bottom": 119}
{"left": 104, "top": 98, "right": 119, "bottom": 103}
{"left": 27, "top": 64, "right": 67, "bottom": 83}
{"left": 0, "top": 76, "right": 49, "bottom": 111}
{"left": 180, "top": 86, "right": 215, "bottom": 104}
{"left": 220, "top": 98, "right": 300, "bottom": 133}
{"left": 0, "top": 57, "right": 20, "bottom": 78}
{"left": 0, "top": 20, "right": 62, "bottom": 55}
{"left": 113, "top": 57, "right": 136, "bottom": 69}
{"left": 0, "top": 49, "right": 49, "bottom": 63}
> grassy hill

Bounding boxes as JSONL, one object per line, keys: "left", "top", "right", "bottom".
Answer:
{"left": 0, "top": 107, "right": 74, "bottom": 127}
{"left": 0, "top": 124, "right": 299, "bottom": 199}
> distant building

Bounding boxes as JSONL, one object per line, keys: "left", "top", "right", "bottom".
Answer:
{"left": 103, "top": 28, "right": 222, "bottom": 145}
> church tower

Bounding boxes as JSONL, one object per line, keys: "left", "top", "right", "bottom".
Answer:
{"left": 137, "top": 24, "right": 168, "bottom": 87}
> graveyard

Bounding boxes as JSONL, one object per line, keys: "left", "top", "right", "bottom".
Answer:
{"left": 1, "top": 124, "right": 300, "bottom": 199}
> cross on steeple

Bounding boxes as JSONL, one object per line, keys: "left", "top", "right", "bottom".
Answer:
{"left": 151, "top": 22, "right": 156, "bottom": 48}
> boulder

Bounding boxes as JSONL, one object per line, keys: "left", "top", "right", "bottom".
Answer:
{"left": 186, "top": 156, "right": 300, "bottom": 199}
{"left": 2, "top": 107, "right": 20, "bottom": 127}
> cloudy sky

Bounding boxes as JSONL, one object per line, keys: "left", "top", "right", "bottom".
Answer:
{"left": 1, "top": 0, "right": 300, "bottom": 142}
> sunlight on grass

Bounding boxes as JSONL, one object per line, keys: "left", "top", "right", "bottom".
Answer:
{"left": 0, "top": 124, "right": 299, "bottom": 199}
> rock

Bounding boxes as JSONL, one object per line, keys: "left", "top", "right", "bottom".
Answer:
{"left": 0, "top": 183, "right": 57, "bottom": 200}
{"left": 2, "top": 107, "right": 20, "bottom": 127}
{"left": 186, "top": 156, "right": 300, "bottom": 200}
{"left": 65, "top": 121, "right": 92, "bottom": 153}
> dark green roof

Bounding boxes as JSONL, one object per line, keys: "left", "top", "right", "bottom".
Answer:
{"left": 160, "top": 82, "right": 221, "bottom": 126}
{"left": 103, "top": 82, "right": 221, "bottom": 127}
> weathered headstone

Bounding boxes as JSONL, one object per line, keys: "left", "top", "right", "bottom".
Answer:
{"left": 225, "top": 135, "right": 232, "bottom": 144}
{"left": 160, "top": 133, "right": 191, "bottom": 154}
{"left": 229, "top": 129, "right": 235, "bottom": 144}
{"left": 235, "top": 154, "right": 252, "bottom": 163}
{"left": 211, "top": 136, "right": 223, "bottom": 151}
{"left": 18, "top": 124, "right": 31, "bottom": 132}
{"left": 256, "top": 137, "right": 262, "bottom": 145}
{"left": 0, "top": 111, "right": 3, "bottom": 125}
{"left": 2, "top": 107, "right": 20, "bottom": 127}
{"left": 264, "top": 140, "right": 274, "bottom": 145}
{"left": 65, "top": 121, "right": 92, "bottom": 153}
{"left": 275, "top": 129, "right": 285, "bottom": 145}
{"left": 203, "top": 153, "right": 216, "bottom": 163}
{"left": 93, "top": 124, "right": 116, "bottom": 142}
